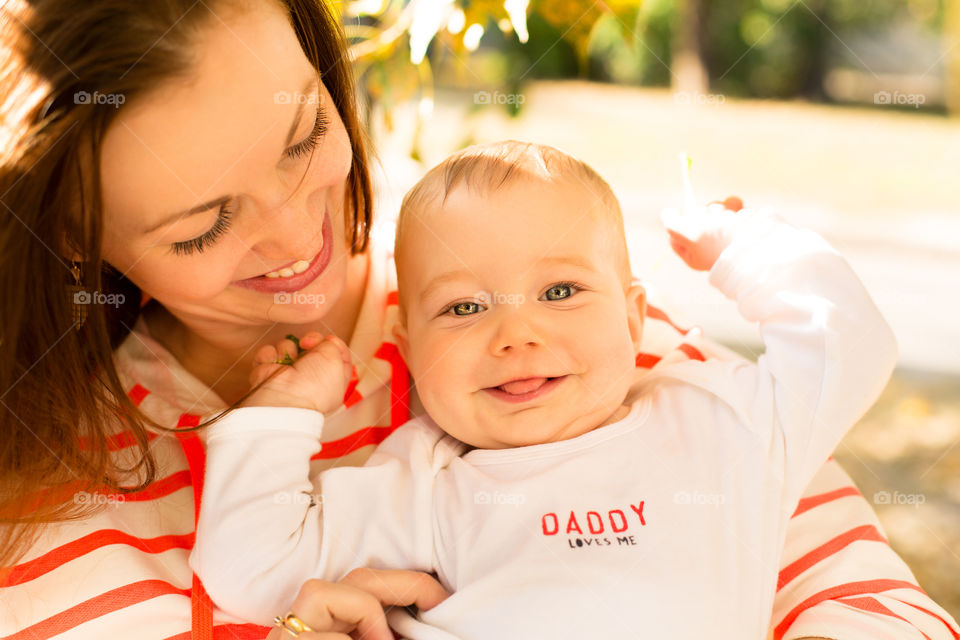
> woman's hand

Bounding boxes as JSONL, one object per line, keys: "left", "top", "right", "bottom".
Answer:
{"left": 246, "top": 331, "right": 352, "bottom": 414}
{"left": 266, "top": 569, "right": 450, "bottom": 640}
{"left": 661, "top": 196, "right": 746, "bottom": 272}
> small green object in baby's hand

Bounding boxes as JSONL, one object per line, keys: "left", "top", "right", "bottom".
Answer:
{"left": 285, "top": 334, "right": 306, "bottom": 355}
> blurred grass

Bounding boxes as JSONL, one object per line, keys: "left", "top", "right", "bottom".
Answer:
{"left": 834, "top": 370, "right": 960, "bottom": 619}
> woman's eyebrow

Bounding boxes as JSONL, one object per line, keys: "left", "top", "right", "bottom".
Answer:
{"left": 141, "top": 76, "right": 319, "bottom": 235}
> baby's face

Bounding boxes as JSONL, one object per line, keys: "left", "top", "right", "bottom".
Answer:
{"left": 394, "top": 178, "right": 645, "bottom": 449}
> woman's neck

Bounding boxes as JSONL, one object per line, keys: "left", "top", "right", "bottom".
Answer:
{"left": 144, "top": 250, "right": 370, "bottom": 407}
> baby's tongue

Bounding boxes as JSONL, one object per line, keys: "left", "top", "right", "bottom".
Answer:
{"left": 499, "top": 377, "right": 548, "bottom": 395}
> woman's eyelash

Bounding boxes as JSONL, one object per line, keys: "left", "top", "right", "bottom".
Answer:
{"left": 285, "top": 109, "right": 329, "bottom": 160}
{"left": 170, "top": 203, "right": 234, "bottom": 256}
{"left": 168, "top": 109, "right": 328, "bottom": 258}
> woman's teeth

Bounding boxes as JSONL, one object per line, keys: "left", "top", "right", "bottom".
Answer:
{"left": 263, "top": 259, "right": 310, "bottom": 279}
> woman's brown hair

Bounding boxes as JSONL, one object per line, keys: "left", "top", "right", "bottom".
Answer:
{"left": 0, "top": 0, "right": 373, "bottom": 569}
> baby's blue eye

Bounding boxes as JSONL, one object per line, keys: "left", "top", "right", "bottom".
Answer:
{"left": 543, "top": 284, "right": 573, "bottom": 301}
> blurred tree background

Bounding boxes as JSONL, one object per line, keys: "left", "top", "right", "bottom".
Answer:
{"left": 342, "top": 0, "right": 956, "bottom": 117}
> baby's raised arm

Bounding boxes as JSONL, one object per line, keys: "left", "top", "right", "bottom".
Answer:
{"left": 662, "top": 204, "right": 897, "bottom": 504}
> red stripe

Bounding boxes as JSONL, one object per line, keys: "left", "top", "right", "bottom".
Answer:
{"left": 3, "top": 579, "right": 189, "bottom": 640}
{"left": 635, "top": 353, "right": 662, "bottom": 369}
{"left": 645, "top": 303, "right": 691, "bottom": 335}
{"left": 897, "top": 602, "right": 960, "bottom": 639}
{"left": 677, "top": 343, "right": 706, "bottom": 361}
{"left": 14, "top": 468, "right": 191, "bottom": 517}
{"left": 76, "top": 384, "right": 154, "bottom": 451}
{"left": 78, "top": 429, "right": 160, "bottom": 452}
{"left": 791, "top": 485, "right": 862, "bottom": 518}
{"left": 386, "top": 290, "right": 399, "bottom": 306}
{"left": 773, "top": 580, "right": 925, "bottom": 640}
{"left": 836, "top": 597, "right": 932, "bottom": 640}
{"left": 171, "top": 413, "right": 215, "bottom": 640}
{"left": 163, "top": 624, "right": 274, "bottom": 640}
{"left": 311, "top": 425, "right": 397, "bottom": 460}
{"left": 3, "top": 530, "right": 193, "bottom": 587}
{"left": 375, "top": 342, "right": 410, "bottom": 429}
{"left": 128, "top": 383, "right": 151, "bottom": 406}
{"left": 343, "top": 365, "right": 362, "bottom": 408}
{"left": 778, "top": 524, "right": 886, "bottom": 590}
{"left": 107, "top": 469, "right": 192, "bottom": 503}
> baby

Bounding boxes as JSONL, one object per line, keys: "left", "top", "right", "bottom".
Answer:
{"left": 192, "top": 141, "right": 897, "bottom": 639}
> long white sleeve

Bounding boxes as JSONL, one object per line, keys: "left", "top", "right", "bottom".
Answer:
{"left": 191, "top": 409, "right": 455, "bottom": 626}
{"left": 190, "top": 407, "right": 327, "bottom": 624}
{"left": 655, "top": 211, "right": 898, "bottom": 507}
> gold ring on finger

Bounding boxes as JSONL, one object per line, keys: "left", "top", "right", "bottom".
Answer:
{"left": 272, "top": 611, "right": 314, "bottom": 637}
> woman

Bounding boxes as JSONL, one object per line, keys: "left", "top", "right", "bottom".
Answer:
{"left": 1, "top": 1, "right": 955, "bottom": 638}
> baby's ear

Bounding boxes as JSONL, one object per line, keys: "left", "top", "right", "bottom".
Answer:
{"left": 625, "top": 284, "right": 646, "bottom": 353}
{"left": 392, "top": 318, "right": 411, "bottom": 364}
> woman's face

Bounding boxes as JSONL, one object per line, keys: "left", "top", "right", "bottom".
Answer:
{"left": 99, "top": 0, "right": 355, "bottom": 332}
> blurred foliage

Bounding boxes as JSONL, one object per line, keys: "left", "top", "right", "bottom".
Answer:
{"left": 342, "top": 0, "right": 950, "bottom": 125}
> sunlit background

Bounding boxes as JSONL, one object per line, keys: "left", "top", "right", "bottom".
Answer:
{"left": 340, "top": 0, "right": 960, "bottom": 616}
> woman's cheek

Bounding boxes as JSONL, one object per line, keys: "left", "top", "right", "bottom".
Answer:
{"left": 135, "top": 254, "right": 236, "bottom": 302}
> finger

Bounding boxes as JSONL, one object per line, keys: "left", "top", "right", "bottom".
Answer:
{"left": 287, "top": 580, "right": 393, "bottom": 640}
{"left": 299, "top": 331, "right": 324, "bottom": 350}
{"left": 325, "top": 335, "right": 352, "bottom": 366}
{"left": 267, "top": 629, "right": 350, "bottom": 640}
{"left": 341, "top": 568, "right": 451, "bottom": 612}
{"left": 276, "top": 338, "right": 299, "bottom": 362}
{"left": 255, "top": 344, "right": 278, "bottom": 366}
{"left": 250, "top": 362, "right": 282, "bottom": 387}
{"left": 723, "top": 195, "right": 744, "bottom": 212}
{"left": 668, "top": 235, "right": 691, "bottom": 264}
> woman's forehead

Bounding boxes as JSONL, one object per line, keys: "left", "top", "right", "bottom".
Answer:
{"left": 99, "top": 1, "right": 316, "bottom": 229}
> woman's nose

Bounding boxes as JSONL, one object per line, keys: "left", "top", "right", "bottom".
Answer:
{"left": 247, "top": 189, "right": 323, "bottom": 259}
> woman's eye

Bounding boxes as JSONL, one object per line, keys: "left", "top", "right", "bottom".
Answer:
{"left": 169, "top": 203, "right": 234, "bottom": 256}
{"left": 541, "top": 282, "right": 579, "bottom": 301}
{"left": 284, "top": 109, "right": 329, "bottom": 160}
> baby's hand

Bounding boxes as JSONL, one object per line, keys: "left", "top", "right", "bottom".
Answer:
{"left": 661, "top": 196, "right": 746, "bottom": 271}
{"left": 245, "top": 331, "right": 352, "bottom": 414}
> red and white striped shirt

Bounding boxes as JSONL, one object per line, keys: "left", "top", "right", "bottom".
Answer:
{"left": 2, "top": 239, "right": 956, "bottom": 640}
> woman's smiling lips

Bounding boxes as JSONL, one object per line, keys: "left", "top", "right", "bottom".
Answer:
{"left": 232, "top": 207, "right": 333, "bottom": 294}
{"left": 482, "top": 375, "right": 567, "bottom": 404}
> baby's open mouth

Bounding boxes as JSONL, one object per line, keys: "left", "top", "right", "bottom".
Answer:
{"left": 495, "top": 377, "right": 554, "bottom": 395}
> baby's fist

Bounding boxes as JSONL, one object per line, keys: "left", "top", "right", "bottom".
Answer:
{"left": 246, "top": 332, "right": 352, "bottom": 414}
{"left": 661, "top": 198, "right": 747, "bottom": 271}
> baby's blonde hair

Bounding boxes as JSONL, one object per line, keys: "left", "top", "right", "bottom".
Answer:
{"left": 395, "top": 140, "right": 633, "bottom": 304}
